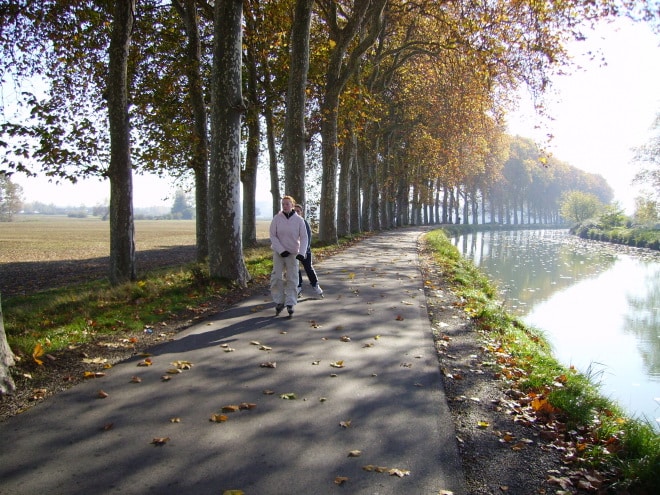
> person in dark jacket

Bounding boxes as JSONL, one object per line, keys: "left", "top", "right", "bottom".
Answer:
{"left": 294, "top": 203, "right": 323, "bottom": 299}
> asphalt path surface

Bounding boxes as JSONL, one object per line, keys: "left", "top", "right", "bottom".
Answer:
{"left": 0, "top": 228, "right": 467, "bottom": 495}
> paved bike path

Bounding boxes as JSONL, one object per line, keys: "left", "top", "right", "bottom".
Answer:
{"left": 0, "top": 228, "right": 467, "bottom": 495}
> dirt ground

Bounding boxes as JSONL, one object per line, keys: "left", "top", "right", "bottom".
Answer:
{"left": 0, "top": 238, "right": 615, "bottom": 494}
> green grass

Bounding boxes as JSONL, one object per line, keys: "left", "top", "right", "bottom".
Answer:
{"left": 425, "top": 228, "right": 660, "bottom": 493}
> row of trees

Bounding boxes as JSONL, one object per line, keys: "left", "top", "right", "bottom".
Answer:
{"left": 1, "top": 1, "right": 658, "bottom": 287}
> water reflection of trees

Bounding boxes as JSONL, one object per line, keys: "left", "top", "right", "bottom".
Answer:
{"left": 455, "top": 230, "right": 618, "bottom": 313}
{"left": 624, "top": 266, "right": 660, "bottom": 377}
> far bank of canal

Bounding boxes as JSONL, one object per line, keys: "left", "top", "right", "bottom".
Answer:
{"left": 452, "top": 228, "right": 660, "bottom": 428}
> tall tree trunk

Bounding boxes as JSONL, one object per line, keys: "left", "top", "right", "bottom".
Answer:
{"left": 283, "top": 0, "right": 313, "bottom": 205}
{"left": 349, "top": 130, "right": 361, "bottom": 233}
{"left": 264, "top": 102, "right": 280, "bottom": 216}
{"left": 317, "top": 0, "right": 387, "bottom": 243}
{"left": 337, "top": 122, "right": 353, "bottom": 237}
{"left": 260, "top": 62, "right": 281, "bottom": 216}
{"left": 242, "top": 9, "right": 260, "bottom": 248}
{"left": 319, "top": 91, "right": 340, "bottom": 243}
{"left": 107, "top": 0, "right": 136, "bottom": 285}
{"left": 208, "top": 0, "right": 250, "bottom": 286}
{"left": 174, "top": 0, "right": 210, "bottom": 261}
{"left": 0, "top": 295, "right": 16, "bottom": 396}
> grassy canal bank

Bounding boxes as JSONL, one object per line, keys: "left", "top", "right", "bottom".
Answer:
{"left": 424, "top": 228, "right": 659, "bottom": 493}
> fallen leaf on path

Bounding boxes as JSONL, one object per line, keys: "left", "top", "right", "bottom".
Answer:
{"left": 340, "top": 335, "right": 351, "bottom": 342}
{"left": 170, "top": 417, "right": 181, "bottom": 423}
{"left": 263, "top": 389, "right": 274, "bottom": 395}
{"left": 130, "top": 376, "right": 142, "bottom": 383}
{"left": 330, "top": 360, "right": 345, "bottom": 368}
{"left": 101, "top": 423, "right": 114, "bottom": 431}
{"left": 222, "top": 405, "right": 240, "bottom": 412}
{"left": 97, "top": 390, "right": 109, "bottom": 398}
{"left": 137, "top": 358, "right": 153, "bottom": 367}
{"left": 210, "top": 414, "right": 228, "bottom": 423}
{"left": 239, "top": 402, "right": 257, "bottom": 410}
{"left": 223, "top": 491, "right": 245, "bottom": 495}
{"left": 250, "top": 341, "right": 261, "bottom": 346}
{"left": 395, "top": 315, "right": 404, "bottom": 321}
{"left": 82, "top": 357, "right": 107, "bottom": 364}
{"left": 339, "top": 420, "right": 352, "bottom": 428}
{"left": 260, "top": 362, "right": 276, "bottom": 368}
{"left": 388, "top": 468, "right": 410, "bottom": 477}
{"left": 151, "top": 437, "right": 170, "bottom": 445}
{"left": 280, "top": 393, "right": 297, "bottom": 400}
{"left": 171, "top": 360, "right": 193, "bottom": 370}
{"left": 334, "top": 476, "right": 348, "bottom": 485}
{"left": 258, "top": 345, "right": 272, "bottom": 351}
{"left": 348, "top": 450, "right": 362, "bottom": 457}
{"left": 83, "top": 371, "right": 105, "bottom": 378}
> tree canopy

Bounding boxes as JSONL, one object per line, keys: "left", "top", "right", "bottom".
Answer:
{"left": 1, "top": 0, "right": 656, "bottom": 284}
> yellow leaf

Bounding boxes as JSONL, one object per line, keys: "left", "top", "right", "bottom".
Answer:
{"left": 32, "top": 343, "right": 44, "bottom": 366}
{"left": 210, "top": 414, "right": 228, "bottom": 423}
{"left": 170, "top": 417, "right": 181, "bottom": 423}
{"left": 477, "top": 420, "right": 490, "bottom": 428}
{"left": 222, "top": 405, "right": 240, "bottom": 412}
{"left": 330, "top": 360, "right": 345, "bottom": 368}
{"left": 333, "top": 476, "right": 348, "bottom": 485}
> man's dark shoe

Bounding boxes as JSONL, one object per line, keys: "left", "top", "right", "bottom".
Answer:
{"left": 286, "top": 305, "right": 294, "bottom": 316}
{"left": 275, "top": 303, "right": 285, "bottom": 316}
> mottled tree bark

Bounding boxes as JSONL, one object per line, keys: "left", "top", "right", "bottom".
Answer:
{"left": 0, "top": 295, "right": 16, "bottom": 396}
{"left": 107, "top": 0, "right": 136, "bottom": 285}
{"left": 283, "top": 0, "right": 314, "bottom": 206}
{"left": 208, "top": 0, "right": 250, "bottom": 286}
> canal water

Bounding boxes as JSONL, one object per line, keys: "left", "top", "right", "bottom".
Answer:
{"left": 452, "top": 229, "right": 660, "bottom": 428}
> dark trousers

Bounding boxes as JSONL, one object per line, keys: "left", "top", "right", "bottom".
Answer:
{"left": 298, "top": 251, "right": 319, "bottom": 287}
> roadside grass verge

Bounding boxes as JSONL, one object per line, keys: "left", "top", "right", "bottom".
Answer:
{"left": 3, "top": 233, "right": 366, "bottom": 359}
{"left": 425, "top": 228, "right": 659, "bottom": 493}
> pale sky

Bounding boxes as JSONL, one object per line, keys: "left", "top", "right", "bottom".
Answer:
{"left": 507, "top": 16, "right": 660, "bottom": 214}
{"left": 12, "top": 17, "right": 660, "bottom": 212}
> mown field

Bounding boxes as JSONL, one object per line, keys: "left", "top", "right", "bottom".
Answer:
{"left": 0, "top": 215, "right": 271, "bottom": 264}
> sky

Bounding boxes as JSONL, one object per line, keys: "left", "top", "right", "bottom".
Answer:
{"left": 507, "top": 16, "right": 660, "bottom": 214}
{"left": 11, "top": 17, "right": 660, "bottom": 212}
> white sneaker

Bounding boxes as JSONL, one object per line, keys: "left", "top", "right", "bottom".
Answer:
{"left": 313, "top": 284, "right": 323, "bottom": 297}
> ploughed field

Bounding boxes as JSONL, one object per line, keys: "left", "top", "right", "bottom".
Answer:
{"left": 0, "top": 216, "right": 270, "bottom": 298}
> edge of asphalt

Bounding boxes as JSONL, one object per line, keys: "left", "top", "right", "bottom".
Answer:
{"left": 0, "top": 227, "right": 468, "bottom": 495}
